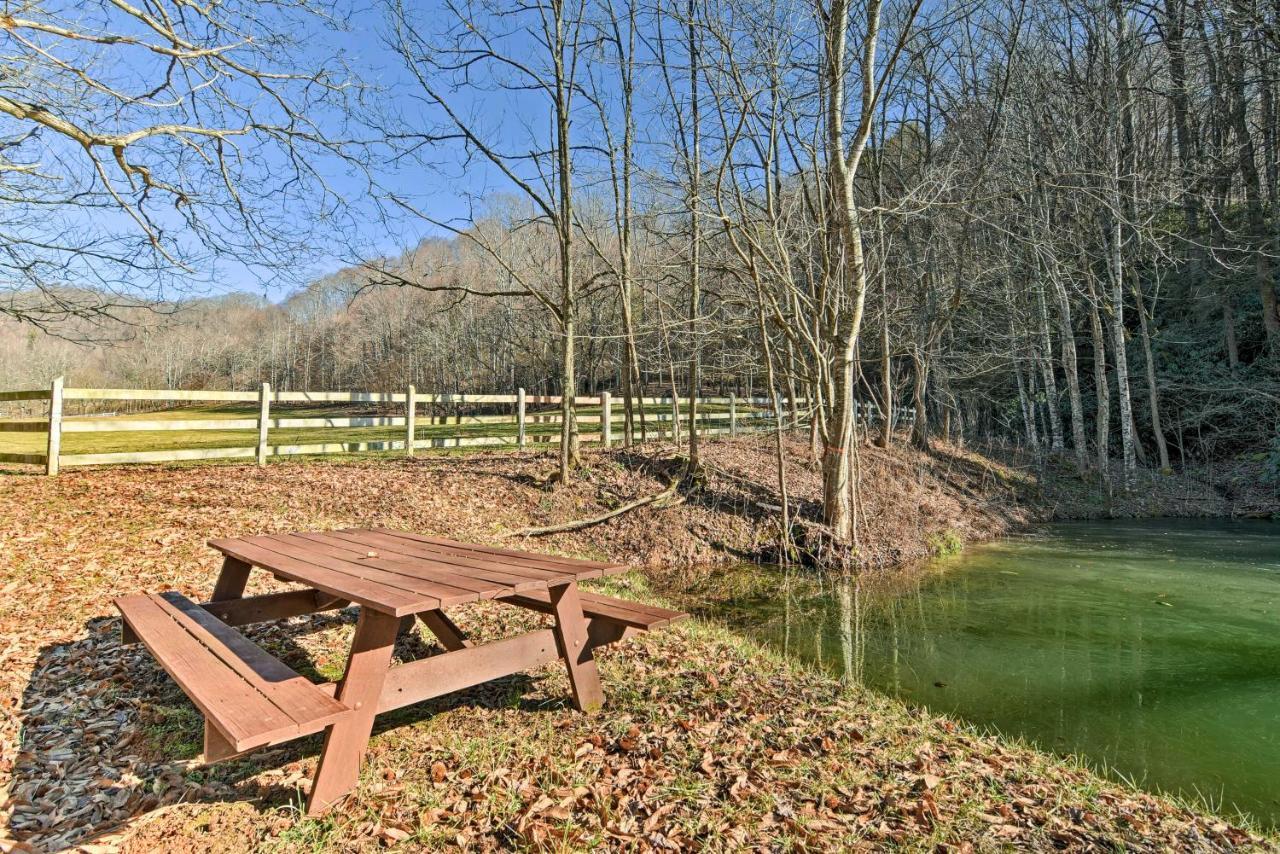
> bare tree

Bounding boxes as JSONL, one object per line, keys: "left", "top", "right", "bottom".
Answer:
{"left": 0, "top": 0, "right": 366, "bottom": 331}
{"left": 380, "top": 0, "right": 599, "bottom": 483}
{"left": 815, "top": 0, "right": 924, "bottom": 541}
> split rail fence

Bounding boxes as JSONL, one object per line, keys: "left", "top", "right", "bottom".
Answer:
{"left": 0, "top": 379, "right": 840, "bottom": 476}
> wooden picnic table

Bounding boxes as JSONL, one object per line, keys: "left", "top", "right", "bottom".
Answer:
{"left": 115, "top": 528, "right": 686, "bottom": 815}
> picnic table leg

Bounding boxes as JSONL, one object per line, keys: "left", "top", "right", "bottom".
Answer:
{"left": 124, "top": 555, "right": 253, "bottom": 645}
{"left": 210, "top": 556, "right": 253, "bottom": 602}
{"left": 417, "top": 609, "right": 471, "bottom": 651}
{"left": 549, "top": 581, "right": 604, "bottom": 712}
{"left": 307, "top": 608, "right": 400, "bottom": 816}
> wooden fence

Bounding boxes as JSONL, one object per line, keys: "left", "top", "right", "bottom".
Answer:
{"left": 1, "top": 380, "right": 839, "bottom": 475}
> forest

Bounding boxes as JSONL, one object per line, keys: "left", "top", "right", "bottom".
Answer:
{"left": 3, "top": 0, "right": 1279, "bottom": 543}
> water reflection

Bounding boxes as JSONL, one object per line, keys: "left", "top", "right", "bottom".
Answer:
{"left": 699, "top": 519, "right": 1280, "bottom": 827}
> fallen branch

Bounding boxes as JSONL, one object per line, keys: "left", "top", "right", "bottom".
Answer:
{"left": 507, "top": 480, "right": 683, "bottom": 537}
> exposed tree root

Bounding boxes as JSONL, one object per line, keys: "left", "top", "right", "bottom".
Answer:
{"left": 680, "top": 456, "right": 710, "bottom": 489}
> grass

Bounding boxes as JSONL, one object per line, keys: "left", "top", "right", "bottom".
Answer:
{"left": 77, "top": 576, "right": 1280, "bottom": 849}
{"left": 269, "top": 808, "right": 338, "bottom": 852}
{"left": 140, "top": 703, "right": 205, "bottom": 761}
{"left": 926, "top": 528, "right": 965, "bottom": 557}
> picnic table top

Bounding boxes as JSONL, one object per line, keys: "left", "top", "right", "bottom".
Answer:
{"left": 208, "top": 528, "right": 629, "bottom": 617}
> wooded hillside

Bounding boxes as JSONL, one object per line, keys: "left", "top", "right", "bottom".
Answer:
{"left": 4, "top": 0, "right": 1279, "bottom": 541}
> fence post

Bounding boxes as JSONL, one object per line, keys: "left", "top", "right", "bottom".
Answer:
{"left": 45, "top": 376, "right": 63, "bottom": 476}
{"left": 729, "top": 392, "right": 737, "bottom": 437}
{"left": 517, "top": 387, "right": 526, "bottom": 448}
{"left": 405, "top": 384, "right": 416, "bottom": 457}
{"left": 257, "top": 381, "right": 270, "bottom": 466}
{"left": 600, "top": 391, "right": 612, "bottom": 448}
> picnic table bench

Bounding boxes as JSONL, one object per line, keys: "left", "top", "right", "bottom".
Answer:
{"left": 115, "top": 528, "right": 686, "bottom": 815}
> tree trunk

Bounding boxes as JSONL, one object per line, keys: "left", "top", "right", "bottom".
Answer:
{"left": 818, "top": 0, "right": 878, "bottom": 544}
{"left": 821, "top": 353, "right": 856, "bottom": 541}
{"left": 620, "top": 3, "right": 639, "bottom": 447}
{"left": 750, "top": 271, "right": 792, "bottom": 556}
{"left": 555, "top": 22, "right": 578, "bottom": 484}
{"left": 1035, "top": 281, "right": 1064, "bottom": 452}
{"left": 1132, "top": 277, "right": 1171, "bottom": 470}
{"left": 876, "top": 293, "right": 893, "bottom": 448}
{"left": 1107, "top": 209, "right": 1136, "bottom": 484}
{"left": 909, "top": 349, "right": 929, "bottom": 450}
{"left": 1109, "top": 0, "right": 1136, "bottom": 485}
{"left": 559, "top": 306, "right": 578, "bottom": 481}
{"left": 784, "top": 339, "right": 802, "bottom": 431}
{"left": 619, "top": 283, "right": 637, "bottom": 446}
{"left": 1049, "top": 271, "right": 1087, "bottom": 473}
{"left": 685, "top": 0, "right": 702, "bottom": 471}
{"left": 1014, "top": 357, "right": 1039, "bottom": 452}
{"left": 1223, "top": 298, "right": 1240, "bottom": 368}
{"left": 1227, "top": 7, "right": 1280, "bottom": 348}
{"left": 1087, "top": 276, "right": 1111, "bottom": 479}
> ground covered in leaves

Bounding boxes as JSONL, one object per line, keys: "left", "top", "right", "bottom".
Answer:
{"left": 1034, "top": 451, "right": 1280, "bottom": 521}
{"left": 0, "top": 438, "right": 1273, "bottom": 851}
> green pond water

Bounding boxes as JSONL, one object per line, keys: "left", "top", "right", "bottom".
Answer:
{"left": 698, "top": 519, "right": 1280, "bottom": 826}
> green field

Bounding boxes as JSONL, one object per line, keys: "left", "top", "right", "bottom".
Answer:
{"left": 0, "top": 402, "right": 762, "bottom": 461}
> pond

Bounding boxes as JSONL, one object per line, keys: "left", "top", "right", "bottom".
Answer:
{"left": 696, "top": 519, "right": 1280, "bottom": 827}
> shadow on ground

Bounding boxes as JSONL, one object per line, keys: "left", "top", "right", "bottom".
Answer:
{"left": 5, "top": 610, "right": 545, "bottom": 852}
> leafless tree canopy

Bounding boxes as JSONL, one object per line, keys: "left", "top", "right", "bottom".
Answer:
{"left": 0, "top": 0, "right": 368, "bottom": 329}
{"left": 8, "top": 0, "right": 1280, "bottom": 535}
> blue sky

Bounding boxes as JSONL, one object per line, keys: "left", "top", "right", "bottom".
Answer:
{"left": 24, "top": 0, "right": 920, "bottom": 305}
{"left": 198, "top": 0, "right": 732, "bottom": 302}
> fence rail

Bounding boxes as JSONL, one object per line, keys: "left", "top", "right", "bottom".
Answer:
{"left": 1, "top": 380, "right": 850, "bottom": 475}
